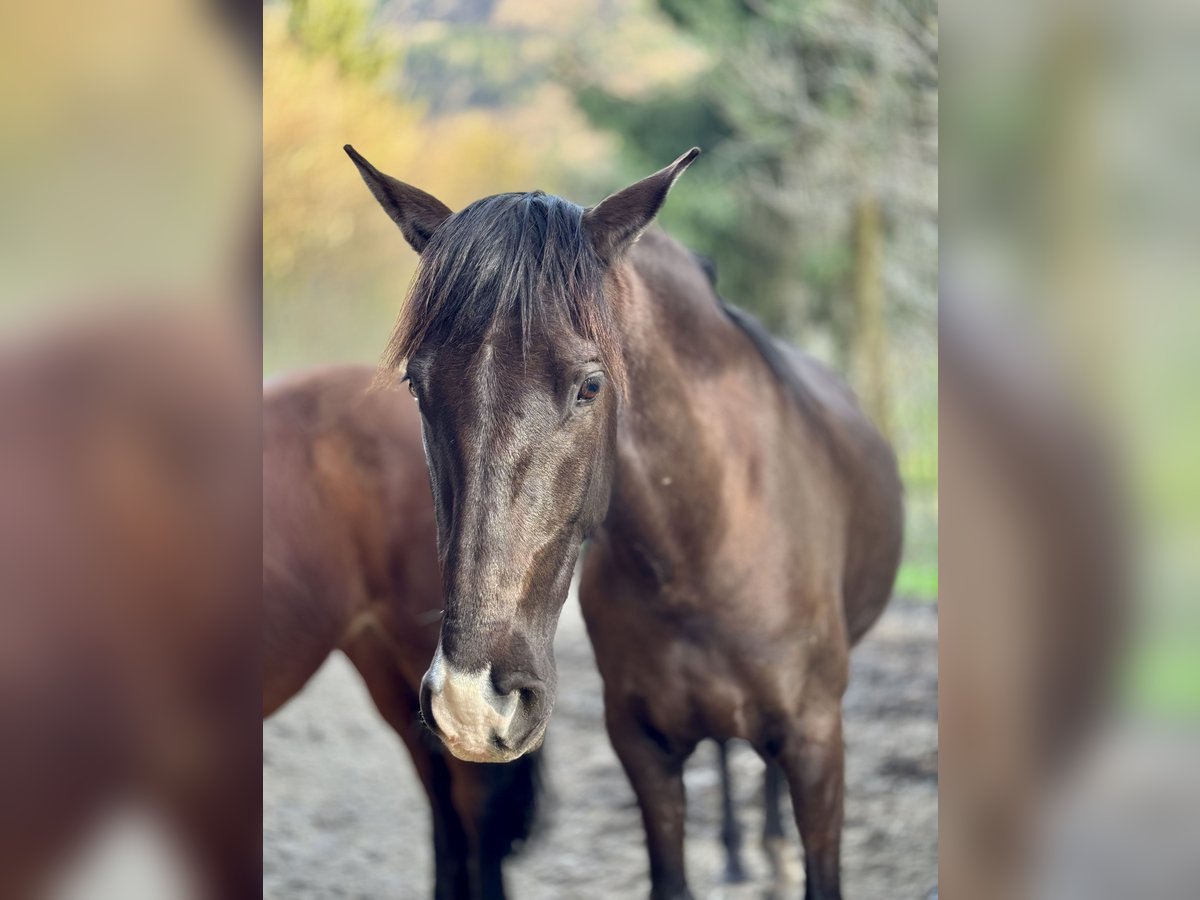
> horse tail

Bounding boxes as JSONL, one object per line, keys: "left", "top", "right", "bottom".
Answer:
{"left": 479, "top": 745, "right": 548, "bottom": 860}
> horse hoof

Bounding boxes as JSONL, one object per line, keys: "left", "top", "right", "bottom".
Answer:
{"left": 762, "top": 835, "right": 796, "bottom": 885}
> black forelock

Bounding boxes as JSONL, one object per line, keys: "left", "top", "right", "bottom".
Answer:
{"left": 383, "top": 191, "right": 622, "bottom": 384}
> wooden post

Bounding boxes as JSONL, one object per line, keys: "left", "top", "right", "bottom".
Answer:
{"left": 853, "top": 193, "right": 892, "bottom": 438}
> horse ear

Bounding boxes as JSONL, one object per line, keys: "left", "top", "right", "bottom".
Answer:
{"left": 344, "top": 144, "right": 453, "bottom": 254}
{"left": 583, "top": 148, "right": 700, "bottom": 263}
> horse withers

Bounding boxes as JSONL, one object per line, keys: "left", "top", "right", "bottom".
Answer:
{"left": 263, "top": 364, "right": 541, "bottom": 900}
{"left": 346, "top": 145, "right": 903, "bottom": 900}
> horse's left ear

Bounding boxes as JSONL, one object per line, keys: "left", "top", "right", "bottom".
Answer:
{"left": 583, "top": 148, "right": 700, "bottom": 263}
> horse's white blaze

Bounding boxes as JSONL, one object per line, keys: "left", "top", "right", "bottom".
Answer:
{"left": 426, "top": 644, "right": 518, "bottom": 762}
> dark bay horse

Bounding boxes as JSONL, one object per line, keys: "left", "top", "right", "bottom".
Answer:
{"left": 346, "top": 145, "right": 904, "bottom": 899}
{"left": 263, "top": 364, "right": 540, "bottom": 900}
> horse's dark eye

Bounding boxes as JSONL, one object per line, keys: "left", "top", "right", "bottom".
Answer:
{"left": 577, "top": 375, "right": 603, "bottom": 404}
{"left": 406, "top": 379, "right": 418, "bottom": 399}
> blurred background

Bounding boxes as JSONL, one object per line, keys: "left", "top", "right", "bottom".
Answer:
{"left": 2, "top": 0, "right": 1195, "bottom": 894}
{"left": 262, "top": 0, "right": 940, "bottom": 607}
{"left": 2, "top": 1, "right": 262, "bottom": 897}
{"left": 940, "top": 0, "right": 1200, "bottom": 897}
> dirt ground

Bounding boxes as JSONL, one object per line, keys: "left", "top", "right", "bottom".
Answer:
{"left": 263, "top": 594, "right": 938, "bottom": 900}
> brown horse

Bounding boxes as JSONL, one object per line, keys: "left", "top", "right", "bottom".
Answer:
{"left": 346, "top": 145, "right": 904, "bottom": 899}
{"left": 263, "top": 363, "right": 541, "bottom": 900}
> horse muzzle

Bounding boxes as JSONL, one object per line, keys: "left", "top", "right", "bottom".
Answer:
{"left": 419, "top": 643, "right": 550, "bottom": 763}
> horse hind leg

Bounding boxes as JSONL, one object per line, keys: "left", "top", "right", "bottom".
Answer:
{"left": 716, "top": 740, "right": 748, "bottom": 883}
{"left": 761, "top": 756, "right": 797, "bottom": 897}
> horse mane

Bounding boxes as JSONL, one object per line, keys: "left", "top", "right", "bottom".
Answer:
{"left": 690, "top": 248, "right": 718, "bottom": 287}
{"left": 718, "top": 299, "right": 845, "bottom": 457}
{"left": 382, "top": 191, "right": 623, "bottom": 386}
{"left": 681, "top": 242, "right": 829, "bottom": 431}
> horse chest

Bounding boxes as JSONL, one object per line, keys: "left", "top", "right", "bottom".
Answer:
{"left": 658, "top": 642, "right": 758, "bottom": 742}
{"left": 596, "top": 604, "right": 760, "bottom": 742}
{"left": 584, "top": 544, "right": 794, "bottom": 744}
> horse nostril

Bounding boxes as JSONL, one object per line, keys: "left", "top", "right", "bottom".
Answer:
{"left": 419, "top": 679, "right": 439, "bottom": 736}
{"left": 516, "top": 683, "right": 545, "bottom": 712}
{"left": 491, "top": 669, "right": 546, "bottom": 706}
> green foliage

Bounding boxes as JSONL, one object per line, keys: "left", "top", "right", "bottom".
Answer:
{"left": 570, "top": 0, "right": 937, "bottom": 346}
{"left": 574, "top": 82, "right": 734, "bottom": 166}
{"left": 896, "top": 562, "right": 938, "bottom": 603}
{"left": 402, "top": 25, "right": 548, "bottom": 113}
{"left": 287, "top": 0, "right": 395, "bottom": 81}
{"left": 263, "top": 2, "right": 566, "bottom": 372}
{"left": 1128, "top": 631, "right": 1200, "bottom": 716}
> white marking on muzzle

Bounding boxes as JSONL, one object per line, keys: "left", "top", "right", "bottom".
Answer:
{"left": 426, "top": 644, "right": 518, "bottom": 762}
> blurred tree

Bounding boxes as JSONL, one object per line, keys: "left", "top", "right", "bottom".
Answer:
{"left": 263, "top": 0, "right": 557, "bottom": 371}
{"left": 286, "top": 0, "right": 397, "bottom": 79}
{"left": 570, "top": 0, "right": 938, "bottom": 429}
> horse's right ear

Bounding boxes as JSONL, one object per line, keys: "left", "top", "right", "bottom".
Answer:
{"left": 344, "top": 145, "right": 453, "bottom": 254}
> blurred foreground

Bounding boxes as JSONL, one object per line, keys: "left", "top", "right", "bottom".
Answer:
{"left": 0, "top": 306, "right": 261, "bottom": 899}
{"left": 1, "top": 0, "right": 262, "bottom": 896}
{"left": 942, "top": 0, "right": 1200, "bottom": 897}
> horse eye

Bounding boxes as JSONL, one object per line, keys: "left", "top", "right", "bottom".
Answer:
{"left": 405, "top": 378, "right": 418, "bottom": 399}
{"left": 577, "top": 375, "right": 603, "bottom": 404}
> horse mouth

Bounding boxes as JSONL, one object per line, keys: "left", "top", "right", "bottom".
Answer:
{"left": 440, "top": 723, "right": 545, "bottom": 764}
{"left": 442, "top": 734, "right": 521, "bottom": 764}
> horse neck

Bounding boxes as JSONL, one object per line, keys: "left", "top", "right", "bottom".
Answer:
{"left": 601, "top": 242, "right": 771, "bottom": 560}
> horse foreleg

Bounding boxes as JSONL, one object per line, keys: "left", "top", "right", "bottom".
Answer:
{"left": 607, "top": 706, "right": 695, "bottom": 900}
{"left": 777, "top": 703, "right": 845, "bottom": 900}
{"left": 343, "top": 631, "right": 471, "bottom": 900}
{"left": 473, "top": 857, "right": 505, "bottom": 900}
{"left": 428, "top": 760, "right": 472, "bottom": 900}
{"left": 446, "top": 760, "right": 506, "bottom": 900}
{"left": 717, "top": 740, "right": 748, "bottom": 883}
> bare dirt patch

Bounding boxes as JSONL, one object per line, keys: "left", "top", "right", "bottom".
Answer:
{"left": 263, "top": 596, "right": 937, "bottom": 899}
